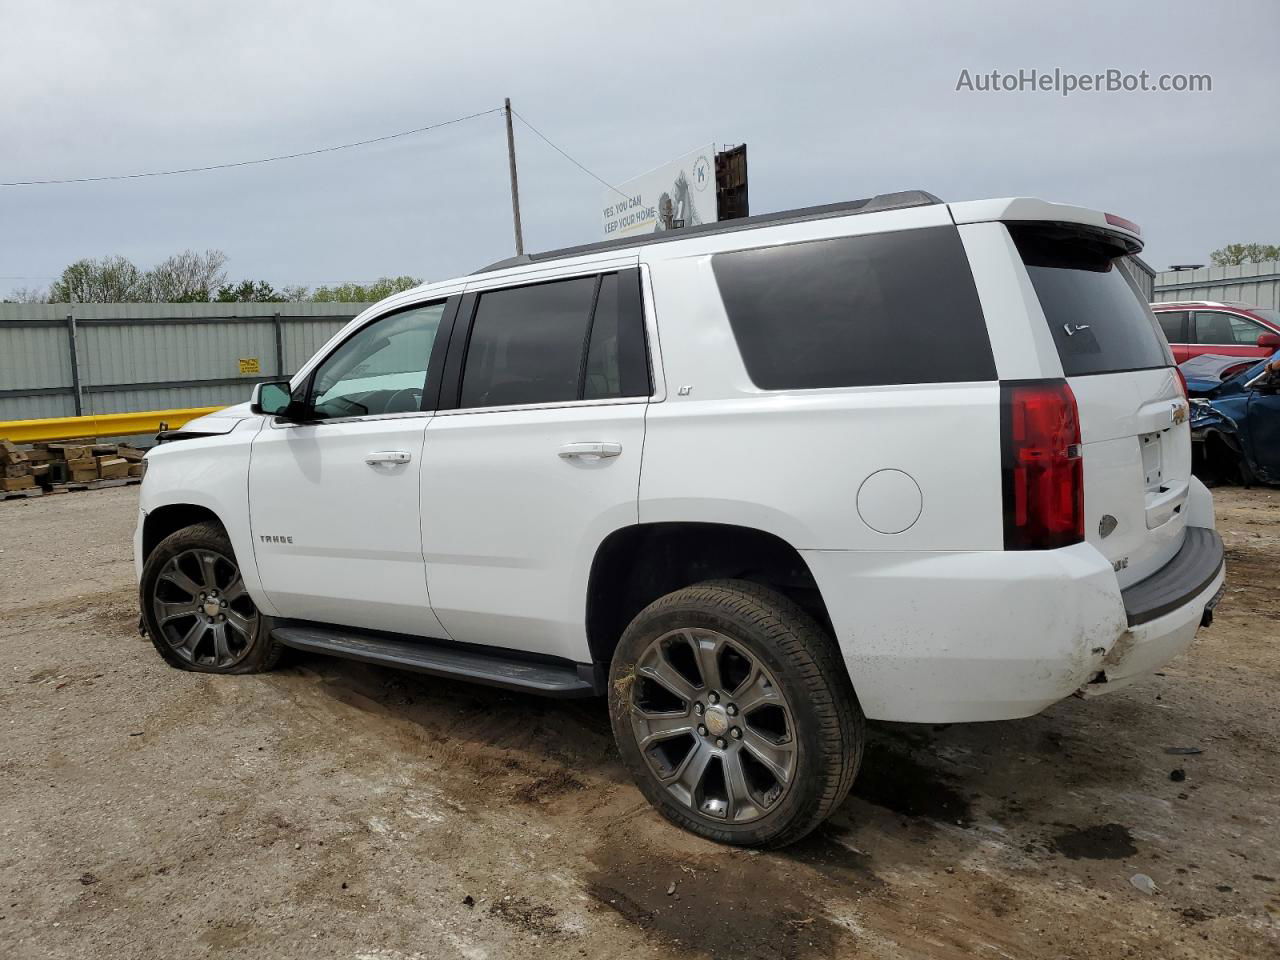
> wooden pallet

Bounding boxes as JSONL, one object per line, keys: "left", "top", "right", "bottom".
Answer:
{"left": 45, "top": 476, "right": 142, "bottom": 495}
{"left": 0, "top": 487, "right": 44, "bottom": 501}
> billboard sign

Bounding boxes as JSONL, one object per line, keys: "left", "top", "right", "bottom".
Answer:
{"left": 602, "top": 144, "right": 717, "bottom": 239}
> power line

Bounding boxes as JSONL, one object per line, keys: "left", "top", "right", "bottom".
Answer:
{"left": 511, "top": 108, "right": 630, "bottom": 202}
{"left": 0, "top": 107, "right": 503, "bottom": 187}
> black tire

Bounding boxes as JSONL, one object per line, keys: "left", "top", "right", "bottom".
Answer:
{"left": 608, "top": 579, "right": 863, "bottom": 848}
{"left": 139, "top": 521, "right": 281, "bottom": 674}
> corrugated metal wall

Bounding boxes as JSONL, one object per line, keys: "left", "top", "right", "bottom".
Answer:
{"left": 1121, "top": 255, "right": 1156, "bottom": 302}
{"left": 0, "top": 302, "right": 363, "bottom": 421}
{"left": 1153, "top": 260, "right": 1280, "bottom": 310}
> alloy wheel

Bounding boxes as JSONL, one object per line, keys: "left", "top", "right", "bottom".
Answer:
{"left": 628, "top": 628, "right": 798, "bottom": 824}
{"left": 151, "top": 549, "right": 259, "bottom": 669}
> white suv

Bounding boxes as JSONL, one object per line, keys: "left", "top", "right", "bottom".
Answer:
{"left": 135, "top": 192, "right": 1225, "bottom": 847}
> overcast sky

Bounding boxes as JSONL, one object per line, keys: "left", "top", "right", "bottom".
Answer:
{"left": 3, "top": 0, "right": 1277, "bottom": 297}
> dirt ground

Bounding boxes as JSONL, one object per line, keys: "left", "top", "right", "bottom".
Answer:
{"left": 1, "top": 486, "right": 1277, "bottom": 960}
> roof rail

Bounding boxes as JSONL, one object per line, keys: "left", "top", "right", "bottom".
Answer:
{"left": 472, "top": 189, "right": 942, "bottom": 274}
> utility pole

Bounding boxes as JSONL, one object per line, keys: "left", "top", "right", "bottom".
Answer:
{"left": 503, "top": 98, "right": 524, "bottom": 256}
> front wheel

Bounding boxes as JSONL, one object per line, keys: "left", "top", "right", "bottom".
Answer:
{"left": 139, "top": 521, "right": 281, "bottom": 674}
{"left": 608, "top": 580, "right": 864, "bottom": 848}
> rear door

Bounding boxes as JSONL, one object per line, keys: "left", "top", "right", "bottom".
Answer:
{"left": 1155, "top": 310, "right": 1191, "bottom": 362}
{"left": 419, "top": 266, "right": 651, "bottom": 663}
{"left": 1011, "top": 225, "right": 1189, "bottom": 587}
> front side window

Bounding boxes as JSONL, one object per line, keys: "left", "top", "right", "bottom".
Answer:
{"left": 309, "top": 302, "right": 445, "bottom": 419}
{"left": 1193, "top": 311, "right": 1265, "bottom": 346}
{"left": 459, "top": 271, "right": 649, "bottom": 409}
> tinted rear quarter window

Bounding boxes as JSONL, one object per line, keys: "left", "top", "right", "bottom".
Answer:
{"left": 1011, "top": 224, "right": 1171, "bottom": 376}
{"left": 711, "top": 226, "right": 995, "bottom": 390}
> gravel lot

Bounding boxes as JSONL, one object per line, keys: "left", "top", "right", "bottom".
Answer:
{"left": 2, "top": 485, "right": 1277, "bottom": 959}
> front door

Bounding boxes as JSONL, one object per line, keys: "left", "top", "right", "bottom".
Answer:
{"left": 249, "top": 299, "right": 453, "bottom": 638}
{"left": 1189, "top": 310, "right": 1271, "bottom": 360}
{"left": 421, "top": 268, "right": 651, "bottom": 663}
{"left": 1244, "top": 376, "right": 1280, "bottom": 481}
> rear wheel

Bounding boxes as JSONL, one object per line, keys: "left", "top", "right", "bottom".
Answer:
{"left": 140, "top": 521, "right": 280, "bottom": 674}
{"left": 608, "top": 579, "right": 863, "bottom": 848}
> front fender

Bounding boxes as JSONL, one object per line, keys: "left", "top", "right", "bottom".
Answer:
{"left": 138, "top": 419, "right": 279, "bottom": 615}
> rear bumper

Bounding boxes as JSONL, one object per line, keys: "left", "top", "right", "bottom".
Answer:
{"left": 1083, "top": 566, "right": 1224, "bottom": 695}
{"left": 803, "top": 525, "right": 1225, "bottom": 724}
{"left": 1121, "top": 527, "right": 1224, "bottom": 626}
{"left": 1083, "top": 528, "right": 1225, "bottom": 693}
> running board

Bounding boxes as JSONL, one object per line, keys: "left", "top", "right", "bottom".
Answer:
{"left": 271, "top": 623, "right": 601, "bottom": 698}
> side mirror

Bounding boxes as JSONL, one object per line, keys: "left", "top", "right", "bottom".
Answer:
{"left": 250, "top": 380, "right": 302, "bottom": 418}
{"left": 1257, "top": 332, "right": 1280, "bottom": 349}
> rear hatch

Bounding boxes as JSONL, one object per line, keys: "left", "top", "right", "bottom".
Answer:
{"left": 1011, "top": 223, "right": 1189, "bottom": 587}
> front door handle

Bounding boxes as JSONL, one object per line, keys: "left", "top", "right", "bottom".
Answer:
{"left": 365, "top": 450, "right": 412, "bottom": 465}
{"left": 558, "top": 441, "right": 622, "bottom": 460}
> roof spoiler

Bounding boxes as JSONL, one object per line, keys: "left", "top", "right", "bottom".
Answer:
{"left": 949, "top": 198, "right": 1144, "bottom": 254}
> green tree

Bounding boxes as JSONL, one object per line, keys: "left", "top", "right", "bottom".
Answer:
{"left": 49, "top": 256, "right": 145, "bottom": 302}
{"left": 1210, "top": 243, "right": 1280, "bottom": 267}
{"left": 215, "top": 280, "right": 286, "bottom": 302}
{"left": 45, "top": 250, "right": 231, "bottom": 302}
{"left": 310, "top": 276, "right": 422, "bottom": 303}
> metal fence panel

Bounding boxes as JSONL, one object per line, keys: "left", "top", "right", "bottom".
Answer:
{"left": 282, "top": 319, "right": 350, "bottom": 373}
{"left": 89, "top": 383, "right": 259, "bottom": 415}
{"left": 0, "top": 392, "right": 76, "bottom": 422}
{"left": 1153, "top": 260, "right": 1280, "bottom": 310}
{"left": 78, "top": 320, "right": 278, "bottom": 387}
{"left": 0, "top": 322, "right": 72, "bottom": 391}
{"left": 0, "top": 302, "right": 369, "bottom": 422}
{"left": 1120, "top": 256, "right": 1155, "bottom": 302}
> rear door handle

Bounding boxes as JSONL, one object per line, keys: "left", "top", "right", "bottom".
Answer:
{"left": 365, "top": 450, "right": 412, "bottom": 465}
{"left": 558, "top": 441, "right": 622, "bottom": 460}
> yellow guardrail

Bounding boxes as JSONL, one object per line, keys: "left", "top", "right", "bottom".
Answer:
{"left": 0, "top": 406, "right": 225, "bottom": 444}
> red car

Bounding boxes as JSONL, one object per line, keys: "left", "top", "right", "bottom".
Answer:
{"left": 1152, "top": 300, "right": 1280, "bottom": 363}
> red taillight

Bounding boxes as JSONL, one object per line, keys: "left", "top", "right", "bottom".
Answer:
{"left": 1174, "top": 366, "right": 1189, "bottom": 402}
{"left": 1001, "top": 380, "right": 1084, "bottom": 550}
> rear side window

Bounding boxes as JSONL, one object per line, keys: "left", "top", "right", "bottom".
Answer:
{"left": 1156, "top": 310, "right": 1187, "bottom": 343}
{"left": 711, "top": 226, "right": 995, "bottom": 390}
{"left": 1011, "top": 224, "right": 1170, "bottom": 376}
{"left": 582, "top": 273, "right": 650, "bottom": 400}
{"left": 459, "top": 271, "right": 649, "bottom": 409}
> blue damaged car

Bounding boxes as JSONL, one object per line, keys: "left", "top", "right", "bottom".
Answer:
{"left": 1181, "top": 352, "right": 1280, "bottom": 485}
